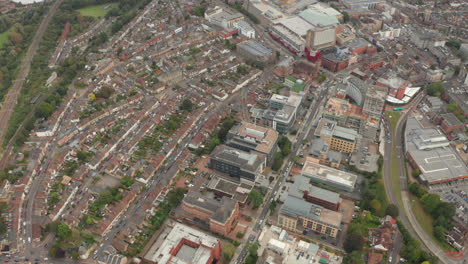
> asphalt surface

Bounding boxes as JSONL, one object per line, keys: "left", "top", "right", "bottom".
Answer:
{"left": 383, "top": 93, "right": 467, "bottom": 264}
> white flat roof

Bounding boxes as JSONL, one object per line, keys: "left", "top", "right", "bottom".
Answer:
{"left": 278, "top": 16, "right": 314, "bottom": 37}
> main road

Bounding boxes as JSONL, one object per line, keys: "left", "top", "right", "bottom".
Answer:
{"left": 234, "top": 81, "right": 330, "bottom": 263}
{"left": 383, "top": 93, "right": 466, "bottom": 264}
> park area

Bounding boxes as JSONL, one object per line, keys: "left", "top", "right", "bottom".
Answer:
{"left": 78, "top": 3, "right": 116, "bottom": 18}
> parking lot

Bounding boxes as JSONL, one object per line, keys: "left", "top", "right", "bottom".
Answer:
{"left": 429, "top": 180, "right": 468, "bottom": 224}
{"left": 350, "top": 139, "right": 379, "bottom": 173}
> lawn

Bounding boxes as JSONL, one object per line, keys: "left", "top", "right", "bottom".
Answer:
{"left": 0, "top": 28, "right": 12, "bottom": 49}
{"left": 409, "top": 193, "right": 434, "bottom": 236}
{"left": 78, "top": 3, "right": 116, "bottom": 18}
{"left": 385, "top": 111, "right": 404, "bottom": 207}
{"left": 385, "top": 111, "right": 401, "bottom": 130}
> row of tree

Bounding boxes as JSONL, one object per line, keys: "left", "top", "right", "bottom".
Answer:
{"left": 409, "top": 182, "right": 456, "bottom": 242}
{"left": 272, "top": 136, "right": 292, "bottom": 171}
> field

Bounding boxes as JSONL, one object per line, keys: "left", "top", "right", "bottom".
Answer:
{"left": 78, "top": 3, "right": 116, "bottom": 18}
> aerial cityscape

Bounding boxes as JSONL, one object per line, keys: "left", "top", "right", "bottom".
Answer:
{"left": 0, "top": 0, "right": 466, "bottom": 263}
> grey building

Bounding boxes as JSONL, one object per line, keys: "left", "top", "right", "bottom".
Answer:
{"left": 226, "top": 121, "right": 279, "bottom": 164}
{"left": 209, "top": 145, "right": 266, "bottom": 183}
{"left": 237, "top": 40, "right": 273, "bottom": 63}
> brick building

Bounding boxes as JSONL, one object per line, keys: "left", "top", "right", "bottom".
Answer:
{"left": 180, "top": 191, "right": 239, "bottom": 236}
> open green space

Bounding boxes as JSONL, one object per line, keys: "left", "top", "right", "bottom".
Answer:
{"left": 409, "top": 193, "right": 434, "bottom": 237}
{"left": 78, "top": 3, "right": 116, "bottom": 18}
{"left": 385, "top": 111, "right": 404, "bottom": 207}
{"left": 0, "top": 28, "right": 12, "bottom": 49}
{"left": 390, "top": 150, "right": 403, "bottom": 207}
{"left": 385, "top": 111, "right": 401, "bottom": 129}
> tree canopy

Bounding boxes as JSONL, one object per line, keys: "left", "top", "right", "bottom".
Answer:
{"left": 248, "top": 189, "right": 264, "bottom": 209}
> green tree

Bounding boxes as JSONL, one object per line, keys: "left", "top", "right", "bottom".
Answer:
{"left": 343, "top": 12, "right": 350, "bottom": 23}
{"left": 343, "top": 251, "right": 364, "bottom": 264}
{"left": 447, "top": 104, "right": 457, "bottom": 113}
{"left": 57, "top": 223, "right": 72, "bottom": 240}
{"left": 192, "top": 5, "right": 206, "bottom": 17}
{"left": 344, "top": 232, "right": 364, "bottom": 253}
{"left": 222, "top": 242, "right": 236, "bottom": 261}
{"left": 385, "top": 204, "right": 399, "bottom": 217}
{"left": 36, "top": 102, "right": 54, "bottom": 118}
{"left": 120, "top": 176, "right": 134, "bottom": 188}
{"left": 433, "top": 226, "right": 446, "bottom": 241}
{"left": 180, "top": 98, "right": 194, "bottom": 112}
{"left": 421, "top": 193, "right": 440, "bottom": 214}
{"left": 77, "top": 151, "right": 92, "bottom": 163}
{"left": 318, "top": 73, "right": 327, "bottom": 83}
{"left": 412, "top": 169, "right": 420, "bottom": 178}
{"left": 370, "top": 199, "right": 382, "bottom": 214}
{"left": 248, "top": 190, "right": 264, "bottom": 209}
{"left": 426, "top": 82, "right": 444, "bottom": 98}
{"left": 278, "top": 136, "right": 292, "bottom": 157}
{"left": 272, "top": 152, "right": 283, "bottom": 171}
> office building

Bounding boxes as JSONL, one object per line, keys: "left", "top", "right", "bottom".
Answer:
{"left": 205, "top": 6, "right": 244, "bottom": 29}
{"left": 252, "top": 92, "right": 303, "bottom": 134}
{"left": 180, "top": 191, "right": 239, "bottom": 236}
{"left": 317, "top": 118, "right": 358, "bottom": 153}
{"left": 292, "top": 175, "right": 342, "bottom": 211}
{"left": 302, "top": 157, "right": 358, "bottom": 192}
{"left": 278, "top": 182, "right": 342, "bottom": 238}
{"left": 209, "top": 145, "right": 266, "bottom": 183}
{"left": 226, "top": 121, "right": 279, "bottom": 163}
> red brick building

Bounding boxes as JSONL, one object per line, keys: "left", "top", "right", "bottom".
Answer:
{"left": 439, "top": 113, "right": 465, "bottom": 135}
{"left": 321, "top": 52, "right": 349, "bottom": 73}
{"left": 180, "top": 191, "right": 239, "bottom": 236}
{"left": 143, "top": 223, "right": 221, "bottom": 264}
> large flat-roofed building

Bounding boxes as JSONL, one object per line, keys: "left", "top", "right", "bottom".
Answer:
{"left": 292, "top": 175, "right": 341, "bottom": 211}
{"left": 341, "top": 0, "right": 383, "bottom": 9}
{"left": 209, "top": 145, "right": 266, "bottom": 183}
{"left": 180, "top": 191, "right": 239, "bottom": 236}
{"left": 226, "top": 121, "right": 279, "bottom": 163}
{"left": 252, "top": 92, "right": 303, "bottom": 134}
{"left": 143, "top": 223, "right": 221, "bottom": 264}
{"left": 299, "top": 8, "right": 339, "bottom": 50}
{"left": 405, "top": 117, "right": 468, "bottom": 185}
{"left": 237, "top": 40, "right": 273, "bottom": 63}
{"left": 409, "top": 27, "right": 446, "bottom": 49}
{"left": 278, "top": 181, "right": 343, "bottom": 238}
{"left": 316, "top": 118, "right": 358, "bottom": 153}
{"left": 205, "top": 6, "right": 244, "bottom": 29}
{"left": 269, "top": 16, "right": 314, "bottom": 54}
{"left": 302, "top": 157, "right": 358, "bottom": 192}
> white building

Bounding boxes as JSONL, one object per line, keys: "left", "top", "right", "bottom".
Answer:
{"left": 234, "top": 20, "right": 256, "bottom": 38}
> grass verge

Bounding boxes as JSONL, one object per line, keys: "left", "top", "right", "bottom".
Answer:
{"left": 78, "top": 3, "right": 116, "bottom": 18}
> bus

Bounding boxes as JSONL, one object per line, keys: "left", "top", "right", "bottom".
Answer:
{"left": 393, "top": 107, "right": 403, "bottom": 111}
